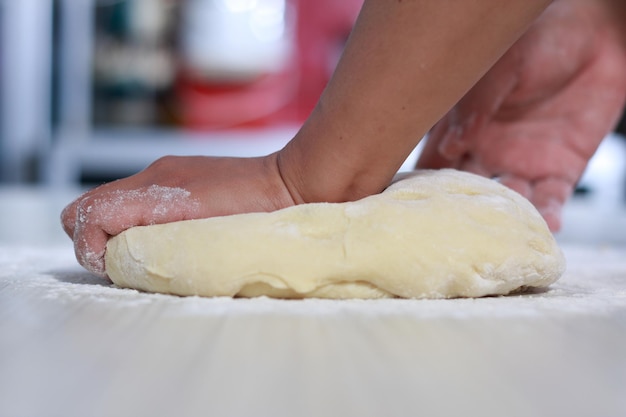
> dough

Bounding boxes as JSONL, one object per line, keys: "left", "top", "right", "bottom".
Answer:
{"left": 105, "top": 169, "right": 565, "bottom": 299}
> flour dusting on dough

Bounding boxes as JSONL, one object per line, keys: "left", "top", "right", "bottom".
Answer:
{"left": 106, "top": 170, "right": 566, "bottom": 299}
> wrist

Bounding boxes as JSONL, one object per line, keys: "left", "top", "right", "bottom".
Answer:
{"left": 276, "top": 104, "right": 401, "bottom": 204}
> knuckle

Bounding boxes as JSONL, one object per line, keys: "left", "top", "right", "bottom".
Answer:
{"left": 149, "top": 155, "right": 179, "bottom": 172}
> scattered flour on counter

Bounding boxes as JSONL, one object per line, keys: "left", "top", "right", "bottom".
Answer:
{"left": 0, "top": 244, "right": 624, "bottom": 318}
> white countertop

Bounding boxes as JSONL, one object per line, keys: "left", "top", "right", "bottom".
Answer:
{"left": 0, "top": 184, "right": 625, "bottom": 417}
{"left": 0, "top": 246, "right": 625, "bottom": 416}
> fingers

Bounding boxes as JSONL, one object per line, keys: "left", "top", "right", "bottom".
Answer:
{"left": 61, "top": 189, "right": 113, "bottom": 276}
{"left": 61, "top": 200, "right": 79, "bottom": 238}
{"left": 60, "top": 191, "right": 117, "bottom": 277}
{"left": 498, "top": 174, "right": 573, "bottom": 232}
{"left": 73, "top": 196, "right": 110, "bottom": 277}
{"left": 497, "top": 174, "right": 532, "bottom": 200}
{"left": 483, "top": 129, "right": 587, "bottom": 183}
{"left": 415, "top": 122, "right": 458, "bottom": 169}
{"left": 530, "top": 176, "right": 574, "bottom": 232}
{"left": 420, "top": 118, "right": 583, "bottom": 233}
{"left": 417, "top": 50, "right": 520, "bottom": 169}
{"left": 61, "top": 181, "right": 123, "bottom": 240}
{"left": 62, "top": 185, "right": 200, "bottom": 276}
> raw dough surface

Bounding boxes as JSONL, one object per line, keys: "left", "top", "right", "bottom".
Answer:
{"left": 105, "top": 169, "right": 565, "bottom": 299}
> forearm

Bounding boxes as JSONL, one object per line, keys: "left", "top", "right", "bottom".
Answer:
{"left": 279, "top": 0, "right": 552, "bottom": 203}
{"left": 598, "top": 0, "right": 626, "bottom": 46}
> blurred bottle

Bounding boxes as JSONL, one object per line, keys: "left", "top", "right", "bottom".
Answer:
{"left": 177, "top": 0, "right": 363, "bottom": 130}
{"left": 177, "top": 0, "right": 298, "bottom": 129}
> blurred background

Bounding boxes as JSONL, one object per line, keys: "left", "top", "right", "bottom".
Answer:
{"left": 0, "top": 0, "right": 624, "bottom": 244}
{"left": 0, "top": 0, "right": 364, "bottom": 186}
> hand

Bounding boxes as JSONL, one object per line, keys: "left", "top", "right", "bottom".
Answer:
{"left": 61, "top": 153, "right": 295, "bottom": 276}
{"left": 417, "top": 0, "right": 626, "bottom": 231}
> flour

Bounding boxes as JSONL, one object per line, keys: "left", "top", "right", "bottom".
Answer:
{"left": 71, "top": 185, "right": 200, "bottom": 276}
{"left": 2, "top": 243, "right": 624, "bottom": 319}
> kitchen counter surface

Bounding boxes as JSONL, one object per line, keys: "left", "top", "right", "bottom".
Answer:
{"left": 1, "top": 243, "right": 625, "bottom": 417}
{"left": 0, "top": 183, "right": 625, "bottom": 417}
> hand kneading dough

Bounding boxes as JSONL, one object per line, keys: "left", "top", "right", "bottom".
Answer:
{"left": 105, "top": 169, "right": 565, "bottom": 299}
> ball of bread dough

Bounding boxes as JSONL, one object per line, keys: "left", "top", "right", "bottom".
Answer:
{"left": 105, "top": 169, "right": 565, "bottom": 299}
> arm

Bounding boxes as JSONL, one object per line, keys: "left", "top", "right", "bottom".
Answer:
{"left": 63, "top": 0, "right": 553, "bottom": 275}
{"left": 416, "top": 0, "right": 626, "bottom": 231}
{"left": 279, "top": 0, "right": 553, "bottom": 203}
